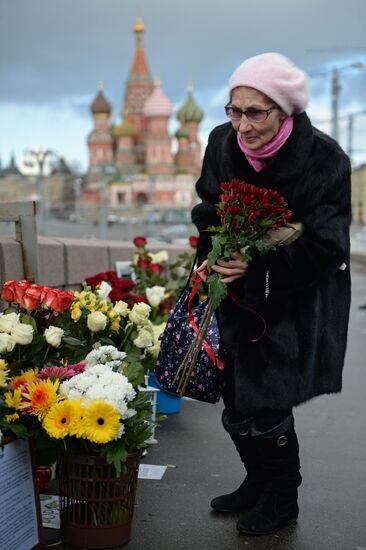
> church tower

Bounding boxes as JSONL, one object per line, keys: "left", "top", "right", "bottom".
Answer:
{"left": 123, "top": 17, "right": 154, "bottom": 165}
{"left": 87, "top": 83, "right": 113, "bottom": 174}
{"left": 175, "top": 84, "right": 204, "bottom": 176}
{"left": 143, "top": 79, "right": 174, "bottom": 175}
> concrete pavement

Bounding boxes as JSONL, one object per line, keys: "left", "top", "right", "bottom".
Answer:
{"left": 127, "top": 263, "right": 366, "bottom": 550}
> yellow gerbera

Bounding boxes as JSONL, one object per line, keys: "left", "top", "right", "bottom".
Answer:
{"left": 5, "top": 389, "right": 22, "bottom": 422}
{"left": 43, "top": 400, "right": 74, "bottom": 439}
{"left": 68, "top": 400, "right": 85, "bottom": 438}
{"left": 11, "top": 368, "right": 39, "bottom": 390}
{"left": 82, "top": 401, "right": 121, "bottom": 444}
{"left": 21, "top": 379, "right": 61, "bottom": 420}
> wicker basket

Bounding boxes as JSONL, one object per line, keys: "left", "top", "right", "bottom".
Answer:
{"left": 59, "top": 451, "right": 142, "bottom": 548}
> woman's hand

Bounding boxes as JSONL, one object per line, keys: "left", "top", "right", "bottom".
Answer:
{"left": 196, "top": 252, "right": 248, "bottom": 284}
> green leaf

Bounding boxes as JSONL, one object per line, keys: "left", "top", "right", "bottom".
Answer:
{"left": 62, "top": 336, "right": 83, "bottom": 346}
{"left": 9, "top": 423, "right": 29, "bottom": 438}
{"left": 207, "top": 236, "right": 223, "bottom": 267}
{"left": 207, "top": 274, "right": 228, "bottom": 309}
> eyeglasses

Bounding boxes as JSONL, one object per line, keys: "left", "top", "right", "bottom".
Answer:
{"left": 225, "top": 104, "right": 278, "bottom": 123}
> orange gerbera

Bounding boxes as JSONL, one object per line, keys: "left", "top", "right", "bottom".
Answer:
{"left": 11, "top": 368, "right": 39, "bottom": 390}
{"left": 20, "top": 379, "right": 61, "bottom": 420}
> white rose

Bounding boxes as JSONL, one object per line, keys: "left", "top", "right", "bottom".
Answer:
{"left": 11, "top": 323, "right": 34, "bottom": 345}
{"left": 97, "top": 281, "right": 112, "bottom": 301}
{"left": 148, "top": 250, "right": 169, "bottom": 264}
{"left": 0, "top": 333, "right": 16, "bottom": 353}
{"left": 113, "top": 300, "right": 130, "bottom": 317}
{"left": 133, "top": 326, "right": 154, "bottom": 349}
{"left": 44, "top": 326, "right": 64, "bottom": 347}
{"left": 129, "top": 302, "right": 151, "bottom": 325}
{"left": 145, "top": 286, "right": 166, "bottom": 308}
{"left": 87, "top": 311, "right": 107, "bottom": 332}
{"left": 0, "top": 312, "right": 19, "bottom": 333}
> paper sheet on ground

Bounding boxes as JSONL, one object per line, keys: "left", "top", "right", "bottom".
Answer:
{"left": 40, "top": 494, "right": 60, "bottom": 529}
{"left": 138, "top": 464, "right": 167, "bottom": 480}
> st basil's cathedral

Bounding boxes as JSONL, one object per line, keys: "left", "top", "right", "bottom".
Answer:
{"left": 84, "top": 17, "right": 204, "bottom": 210}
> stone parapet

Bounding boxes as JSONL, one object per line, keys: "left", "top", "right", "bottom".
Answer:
{"left": 0, "top": 235, "right": 190, "bottom": 289}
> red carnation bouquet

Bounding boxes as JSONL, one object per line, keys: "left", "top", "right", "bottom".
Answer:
{"left": 176, "top": 179, "right": 292, "bottom": 392}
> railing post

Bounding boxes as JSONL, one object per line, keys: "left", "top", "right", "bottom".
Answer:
{"left": 0, "top": 201, "right": 40, "bottom": 283}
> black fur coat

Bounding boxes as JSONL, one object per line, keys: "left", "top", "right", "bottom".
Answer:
{"left": 191, "top": 113, "right": 351, "bottom": 413}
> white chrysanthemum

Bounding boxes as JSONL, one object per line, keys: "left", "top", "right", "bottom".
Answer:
{"left": 114, "top": 424, "right": 125, "bottom": 440}
{"left": 85, "top": 345, "right": 127, "bottom": 367}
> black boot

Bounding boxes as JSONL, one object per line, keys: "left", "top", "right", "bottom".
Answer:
{"left": 211, "top": 410, "right": 263, "bottom": 513}
{"left": 237, "top": 421, "right": 301, "bottom": 536}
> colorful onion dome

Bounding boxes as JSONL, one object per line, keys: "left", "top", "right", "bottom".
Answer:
{"left": 175, "top": 125, "right": 190, "bottom": 139}
{"left": 143, "top": 79, "right": 173, "bottom": 117}
{"left": 90, "top": 82, "right": 112, "bottom": 115}
{"left": 112, "top": 118, "right": 137, "bottom": 138}
{"left": 177, "top": 84, "right": 204, "bottom": 124}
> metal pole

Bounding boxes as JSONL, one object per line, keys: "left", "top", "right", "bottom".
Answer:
{"left": 331, "top": 68, "right": 341, "bottom": 142}
{"left": 347, "top": 114, "right": 354, "bottom": 163}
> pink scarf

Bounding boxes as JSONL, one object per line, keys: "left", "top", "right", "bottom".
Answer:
{"left": 237, "top": 116, "right": 294, "bottom": 172}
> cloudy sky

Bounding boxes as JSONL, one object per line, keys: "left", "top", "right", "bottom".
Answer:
{"left": 1, "top": 0, "right": 366, "bottom": 171}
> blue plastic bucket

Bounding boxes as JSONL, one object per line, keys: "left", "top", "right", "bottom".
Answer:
{"left": 148, "top": 372, "right": 182, "bottom": 414}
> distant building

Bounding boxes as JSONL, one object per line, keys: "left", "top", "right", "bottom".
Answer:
{"left": 351, "top": 163, "right": 366, "bottom": 224}
{"left": 84, "top": 17, "right": 204, "bottom": 210}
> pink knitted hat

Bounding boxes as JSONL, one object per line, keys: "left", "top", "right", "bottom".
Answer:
{"left": 229, "top": 53, "right": 308, "bottom": 115}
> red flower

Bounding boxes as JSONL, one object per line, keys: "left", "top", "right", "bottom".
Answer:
{"left": 13, "top": 280, "right": 30, "bottom": 305}
{"left": 137, "top": 258, "right": 151, "bottom": 270}
{"left": 149, "top": 263, "right": 164, "bottom": 274}
{"left": 23, "top": 285, "right": 43, "bottom": 311}
{"left": 189, "top": 236, "right": 198, "bottom": 249}
{"left": 133, "top": 236, "right": 147, "bottom": 248}
{"left": 1, "top": 280, "right": 17, "bottom": 302}
{"left": 114, "top": 279, "right": 135, "bottom": 292}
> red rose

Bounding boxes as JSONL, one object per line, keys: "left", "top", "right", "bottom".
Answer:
{"left": 137, "top": 258, "right": 151, "bottom": 270}
{"left": 23, "top": 285, "right": 43, "bottom": 311}
{"left": 149, "top": 263, "right": 164, "bottom": 274}
{"left": 84, "top": 276, "right": 101, "bottom": 289}
{"left": 114, "top": 279, "right": 135, "bottom": 292}
{"left": 133, "top": 236, "right": 147, "bottom": 248}
{"left": 53, "top": 290, "right": 74, "bottom": 313}
{"left": 1, "top": 280, "right": 17, "bottom": 302}
{"left": 41, "top": 287, "right": 57, "bottom": 309}
{"left": 13, "top": 280, "right": 30, "bottom": 306}
{"left": 189, "top": 236, "right": 198, "bottom": 249}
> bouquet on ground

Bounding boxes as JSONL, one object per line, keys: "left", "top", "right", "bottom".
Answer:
{"left": 176, "top": 179, "right": 292, "bottom": 392}
{"left": 0, "top": 345, "right": 153, "bottom": 472}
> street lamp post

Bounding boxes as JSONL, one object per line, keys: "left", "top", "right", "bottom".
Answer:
{"left": 331, "top": 62, "right": 364, "bottom": 143}
{"left": 26, "top": 148, "right": 57, "bottom": 235}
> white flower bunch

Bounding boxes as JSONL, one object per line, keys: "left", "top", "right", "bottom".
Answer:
{"left": 59, "top": 364, "right": 136, "bottom": 420}
{"left": 85, "top": 345, "right": 127, "bottom": 370}
{"left": 0, "top": 312, "right": 34, "bottom": 351}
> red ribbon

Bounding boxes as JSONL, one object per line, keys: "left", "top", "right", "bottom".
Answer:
{"left": 187, "top": 274, "right": 225, "bottom": 371}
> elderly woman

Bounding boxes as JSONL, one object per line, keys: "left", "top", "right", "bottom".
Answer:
{"left": 192, "top": 53, "right": 351, "bottom": 536}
